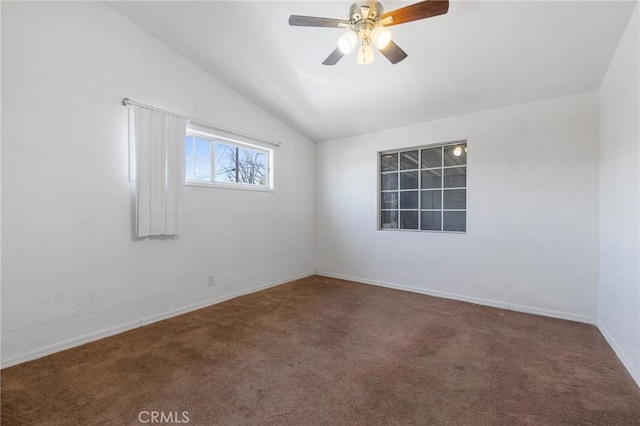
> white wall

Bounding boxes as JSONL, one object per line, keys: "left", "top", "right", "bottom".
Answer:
{"left": 316, "top": 91, "right": 600, "bottom": 323}
{"left": 598, "top": 4, "right": 640, "bottom": 387}
{"left": 1, "top": 2, "right": 315, "bottom": 365}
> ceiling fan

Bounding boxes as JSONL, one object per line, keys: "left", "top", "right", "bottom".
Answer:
{"left": 289, "top": 0, "right": 449, "bottom": 65}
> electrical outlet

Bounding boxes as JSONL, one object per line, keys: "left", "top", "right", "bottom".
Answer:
{"left": 207, "top": 274, "right": 215, "bottom": 286}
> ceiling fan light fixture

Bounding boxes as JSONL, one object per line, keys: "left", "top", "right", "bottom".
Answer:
{"left": 338, "top": 31, "right": 358, "bottom": 54}
{"left": 289, "top": 0, "right": 450, "bottom": 66}
{"left": 371, "top": 25, "right": 392, "bottom": 49}
{"left": 357, "top": 41, "right": 374, "bottom": 65}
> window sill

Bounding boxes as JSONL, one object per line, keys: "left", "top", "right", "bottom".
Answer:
{"left": 378, "top": 228, "right": 466, "bottom": 234}
{"left": 186, "top": 180, "right": 275, "bottom": 193}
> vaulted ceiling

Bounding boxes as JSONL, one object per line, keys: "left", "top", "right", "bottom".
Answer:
{"left": 111, "top": 1, "right": 636, "bottom": 142}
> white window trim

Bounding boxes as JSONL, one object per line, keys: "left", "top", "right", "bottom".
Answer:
{"left": 185, "top": 128, "right": 275, "bottom": 191}
{"left": 186, "top": 180, "right": 275, "bottom": 193}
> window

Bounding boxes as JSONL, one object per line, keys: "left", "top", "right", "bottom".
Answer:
{"left": 185, "top": 132, "right": 272, "bottom": 190}
{"left": 379, "top": 141, "right": 467, "bottom": 232}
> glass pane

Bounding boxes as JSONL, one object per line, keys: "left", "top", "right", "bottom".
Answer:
{"left": 236, "top": 147, "right": 267, "bottom": 185}
{"left": 400, "top": 191, "right": 418, "bottom": 209}
{"left": 443, "top": 211, "right": 466, "bottom": 232}
{"left": 195, "top": 138, "right": 211, "bottom": 161}
{"left": 185, "top": 136, "right": 194, "bottom": 158}
{"left": 381, "top": 211, "right": 398, "bottom": 229}
{"left": 400, "top": 150, "right": 419, "bottom": 170}
{"left": 444, "top": 167, "right": 466, "bottom": 188}
{"left": 400, "top": 211, "right": 418, "bottom": 229}
{"left": 421, "top": 190, "right": 442, "bottom": 209}
{"left": 380, "top": 153, "right": 398, "bottom": 172}
{"left": 194, "top": 160, "right": 211, "bottom": 181}
{"left": 400, "top": 171, "right": 418, "bottom": 189}
{"left": 443, "top": 189, "right": 466, "bottom": 209}
{"left": 421, "top": 211, "right": 442, "bottom": 231}
{"left": 381, "top": 173, "right": 398, "bottom": 191}
{"left": 381, "top": 192, "right": 398, "bottom": 210}
{"left": 421, "top": 169, "right": 442, "bottom": 189}
{"left": 185, "top": 158, "right": 194, "bottom": 180}
{"left": 380, "top": 152, "right": 398, "bottom": 172}
{"left": 421, "top": 147, "right": 442, "bottom": 169}
{"left": 214, "top": 142, "right": 237, "bottom": 183}
{"left": 444, "top": 144, "right": 467, "bottom": 166}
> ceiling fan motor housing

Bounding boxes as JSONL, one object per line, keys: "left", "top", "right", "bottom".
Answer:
{"left": 349, "top": 1, "right": 384, "bottom": 40}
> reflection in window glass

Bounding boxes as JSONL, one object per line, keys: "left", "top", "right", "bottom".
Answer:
{"left": 421, "top": 147, "right": 442, "bottom": 169}
{"left": 400, "top": 150, "right": 419, "bottom": 170}
{"left": 421, "top": 170, "right": 442, "bottom": 189}
{"left": 443, "top": 211, "right": 466, "bottom": 232}
{"left": 381, "top": 153, "right": 398, "bottom": 172}
{"left": 421, "top": 190, "right": 442, "bottom": 209}
{"left": 381, "top": 173, "right": 399, "bottom": 191}
{"left": 421, "top": 211, "right": 441, "bottom": 231}
{"left": 381, "top": 192, "right": 398, "bottom": 210}
{"left": 443, "top": 189, "right": 466, "bottom": 209}
{"left": 381, "top": 211, "right": 398, "bottom": 229}
{"left": 400, "top": 191, "right": 419, "bottom": 209}
{"left": 400, "top": 211, "right": 419, "bottom": 229}
{"left": 444, "top": 144, "right": 467, "bottom": 166}
{"left": 444, "top": 167, "right": 466, "bottom": 188}
{"left": 400, "top": 171, "right": 419, "bottom": 189}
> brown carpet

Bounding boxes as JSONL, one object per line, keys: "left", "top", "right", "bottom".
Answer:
{"left": 2, "top": 275, "right": 639, "bottom": 425}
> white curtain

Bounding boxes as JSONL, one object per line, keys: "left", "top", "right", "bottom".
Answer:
{"left": 132, "top": 106, "right": 188, "bottom": 237}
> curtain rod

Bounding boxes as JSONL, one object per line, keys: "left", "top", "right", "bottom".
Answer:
{"left": 122, "top": 98, "right": 281, "bottom": 148}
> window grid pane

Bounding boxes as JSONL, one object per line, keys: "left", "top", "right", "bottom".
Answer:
{"left": 400, "top": 171, "right": 419, "bottom": 189}
{"left": 443, "top": 211, "right": 466, "bottom": 232}
{"left": 400, "top": 150, "right": 419, "bottom": 171}
{"left": 443, "top": 189, "right": 466, "bottom": 209}
{"left": 400, "top": 191, "right": 419, "bottom": 210}
{"left": 382, "top": 172, "right": 399, "bottom": 191}
{"left": 381, "top": 210, "right": 398, "bottom": 229}
{"left": 381, "top": 153, "right": 398, "bottom": 172}
{"left": 400, "top": 211, "right": 418, "bottom": 229}
{"left": 444, "top": 167, "right": 466, "bottom": 188}
{"left": 380, "top": 142, "right": 466, "bottom": 232}
{"left": 381, "top": 192, "right": 399, "bottom": 210}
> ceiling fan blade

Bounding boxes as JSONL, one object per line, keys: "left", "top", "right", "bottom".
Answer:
{"left": 380, "top": 0, "right": 449, "bottom": 27}
{"left": 289, "top": 15, "right": 351, "bottom": 28}
{"left": 378, "top": 41, "right": 408, "bottom": 64}
{"left": 322, "top": 47, "right": 345, "bottom": 65}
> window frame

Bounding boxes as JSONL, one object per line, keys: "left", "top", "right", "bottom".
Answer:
{"left": 185, "top": 128, "right": 274, "bottom": 192}
{"left": 378, "top": 140, "right": 467, "bottom": 233}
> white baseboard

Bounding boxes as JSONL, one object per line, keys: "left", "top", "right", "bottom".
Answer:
{"left": 1, "top": 271, "right": 314, "bottom": 369}
{"left": 596, "top": 319, "right": 640, "bottom": 388}
{"left": 316, "top": 271, "right": 596, "bottom": 324}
